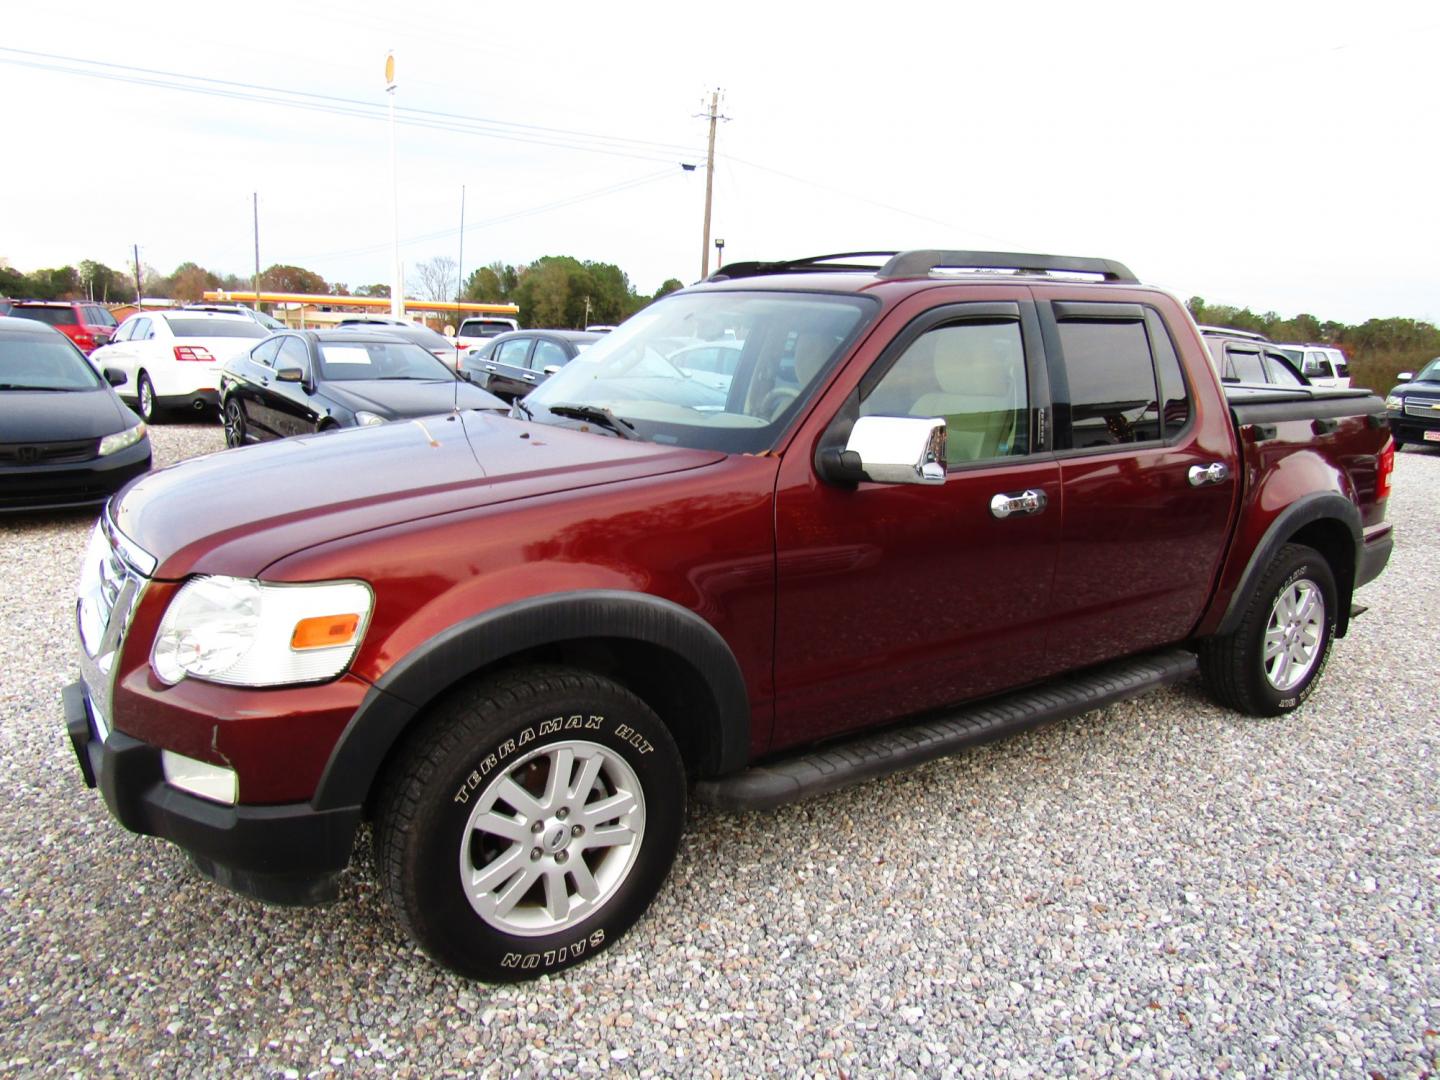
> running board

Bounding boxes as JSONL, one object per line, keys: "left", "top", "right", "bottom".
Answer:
{"left": 693, "top": 648, "right": 1199, "bottom": 811}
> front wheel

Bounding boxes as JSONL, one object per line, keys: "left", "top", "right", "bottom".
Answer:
{"left": 375, "top": 666, "right": 686, "bottom": 981}
{"left": 1198, "top": 543, "right": 1337, "bottom": 716}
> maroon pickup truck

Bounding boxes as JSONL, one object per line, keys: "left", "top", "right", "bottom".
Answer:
{"left": 65, "top": 250, "right": 1395, "bottom": 981}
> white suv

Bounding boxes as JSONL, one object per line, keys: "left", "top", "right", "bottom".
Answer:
{"left": 1275, "top": 344, "right": 1351, "bottom": 388}
{"left": 91, "top": 310, "right": 268, "bottom": 422}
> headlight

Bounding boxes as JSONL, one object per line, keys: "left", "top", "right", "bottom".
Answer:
{"left": 355, "top": 411, "right": 387, "bottom": 426}
{"left": 98, "top": 422, "right": 147, "bottom": 456}
{"left": 1385, "top": 395, "right": 1404, "bottom": 411}
{"left": 152, "top": 575, "right": 373, "bottom": 687}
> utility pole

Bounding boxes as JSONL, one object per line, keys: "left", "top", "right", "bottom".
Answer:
{"left": 386, "top": 51, "right": 403, "bottom": 318}
{"left": 697, "top": 88, "right": 728, "bottom": 280}
{"left": 132, "top": 244, "right": 142, "bottom": 305}
{"left": 583, "top": 295, "right": 591, "bottom": 329}
{"left": 252, "top": 192, "right": 261, "bottom": 313}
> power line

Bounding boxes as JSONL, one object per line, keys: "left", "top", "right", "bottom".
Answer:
{"left": 0, "top": 47, "right": 704, "bottom": 164}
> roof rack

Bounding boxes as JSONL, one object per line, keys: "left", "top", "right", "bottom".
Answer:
{"left": 877, "top": 250, "right": 1136, "bottom": 283}
{"left": 708, "top": 249, "right": 1137, "bottom": 284}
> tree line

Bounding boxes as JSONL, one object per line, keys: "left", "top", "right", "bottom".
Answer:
{"left": 0, "top": 253, "right": 685, "bottom": 329}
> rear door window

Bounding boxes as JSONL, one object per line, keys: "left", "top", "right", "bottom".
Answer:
{"left": 495, "top": 338, "right": 531, "bottom": 368}
{"left": 1054, "top": 316, "right": 1160, "bottom": 447}
{"left": 132, "top": 318, "right": 154, "bottom": 341}
{"left": 251, "top": 338, "right": 283, "bottom": 368}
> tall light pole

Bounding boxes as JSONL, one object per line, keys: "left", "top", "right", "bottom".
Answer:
{"left": 714, "top": 237, "right": 725, "bottom": 269}
{"left": 386, "top": 52, "right": 403, "bottom": 318}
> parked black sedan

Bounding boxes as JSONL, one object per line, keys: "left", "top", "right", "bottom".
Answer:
{"left": 0, "top": 316, "right": 151, "bottom": 512}
{"left": 219, "top": 330, "right": 506, "bottom": 447}
{"left": 459, "top": 330, "right": 600, "bottom": 402}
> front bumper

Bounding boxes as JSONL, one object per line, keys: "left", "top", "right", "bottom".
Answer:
{"left": 63, "top": 680, "right": 361, "bottom": 905}
{"left": 0, "top": 439, "right": 151, "bottom": 513}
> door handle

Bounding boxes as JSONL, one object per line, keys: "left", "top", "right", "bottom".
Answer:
{"left": 990, "top": 489, "right": 1047, "bottom": 519}
{"left": 522, "top": 374, "right": 536, "bottom": 382}
{"left": 485, "top": 365, "right": 497, "bottom": 372}
{"left": 1188, "top": 462, "right": 1229, "bottom": 486}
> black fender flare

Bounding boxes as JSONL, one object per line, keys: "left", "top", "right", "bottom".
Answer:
{"left": 311, "top": 590, "right": 752, "bottom": 811}
{"left": 1214, "top": 492, "right": 1361, "bottom": 638}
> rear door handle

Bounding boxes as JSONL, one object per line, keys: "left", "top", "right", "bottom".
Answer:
{"left": 1188, "top": 462, "right": 1229, "bottom": 486}
{"left": 522, "top": 373, "right": 536, "bottom": 382}
{"left": 990, "top": 489, "right": 1047, "bottom": 519}
{"left": 485, "top": 365, "right": 497, "bottom": 372}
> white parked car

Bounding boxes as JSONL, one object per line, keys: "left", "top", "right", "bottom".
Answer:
{"left": 455, "top": 316, "right": 520, "bottom": 352}
{"left": 1275, "top": 344, "right": 1352, "bottom": 388}
{"left": 90, "top": 310, "right": 268, "bottom": 422}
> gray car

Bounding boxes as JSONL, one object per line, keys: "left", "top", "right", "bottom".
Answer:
{"left": 459, "top": 330, "right": 600, "bottom": 402}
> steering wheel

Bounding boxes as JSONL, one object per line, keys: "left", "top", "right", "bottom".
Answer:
{"left": 757, "top": 385, "right": 799, "bottom": 419}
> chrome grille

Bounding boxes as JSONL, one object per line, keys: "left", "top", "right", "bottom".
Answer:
{"left": 1404, "top": 397, "right": 1440, "bottom": 418}
{"left": 76, "top": 517, "right": 150, "bottom": 661}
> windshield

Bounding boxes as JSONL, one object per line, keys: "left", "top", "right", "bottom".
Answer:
{"left": 1414, "top": 359, "right": 1440, "bottom": 382}
{"left": 165, "top": 318, "right": 268, "bottom": 339}
{"left": 318, "top": 341, "right": 457, "bottom": 381}
{"left": 521, "top": 290, "right": 873, "bottom": 452}
{"left": 0, "top": 337, "right": 104, "bottom": 390}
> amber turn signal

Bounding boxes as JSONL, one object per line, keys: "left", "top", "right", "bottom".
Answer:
{"left": 290, "top": 613, "right": 361, "bottom": 650}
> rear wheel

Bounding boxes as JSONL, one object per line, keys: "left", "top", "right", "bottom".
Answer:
{"left": 223, "top": 399, "right": 247, "bottom": 447}
{"left": 1199, "top": 543, "right": 1337, "bottom": 716}
{"left": 375, "top": 666, "right": 685, "bottom": 981}
{"left": 137, "top": 372, "right": 160, "bottom": 423}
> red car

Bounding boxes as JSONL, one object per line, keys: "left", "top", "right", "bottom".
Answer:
{"left": 64, "top": 249, "right": 1394, "bottom": 982}
{"left": 9, "top": 300, "right": 119, "bottom": 355}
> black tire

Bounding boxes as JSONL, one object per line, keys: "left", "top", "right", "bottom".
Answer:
{"left": 1198, "top": 543, "right": 1337, "bottom": 717}
{"left": 137, "top": 371, "right": 160, "bottom": 424}
{"left": 223, "top": 399, "right": 246, "bottom": 448}
{"left": 375, "top": 666, "right": 686, "bottom": 982}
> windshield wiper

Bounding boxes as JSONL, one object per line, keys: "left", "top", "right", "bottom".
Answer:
{"left": 511, "top": 397, "right": 534, "bottom": 420}
{"left": 545, "top": 403, "right": 640, "bottom": 440}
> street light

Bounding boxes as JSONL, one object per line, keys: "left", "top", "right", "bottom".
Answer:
{"left": 715, "top": 238, "right": 725, "bottom": 267}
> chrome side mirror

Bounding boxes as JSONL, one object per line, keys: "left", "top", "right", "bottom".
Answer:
{"left": 1398, "top": 371, "right": 1414, "bottom": 382}
{"left": 543, "top": 365, "right": 562, "bottom": 376}
{"left": 276, "top": 366, "right": 305, "bottom": 383}
{"left": 819, "top": 415, "right": 947, "bottom": 486}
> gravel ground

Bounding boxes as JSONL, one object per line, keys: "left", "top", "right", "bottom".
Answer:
{"left": 1, "top": 424, "right": 1437, "bottom": 1078}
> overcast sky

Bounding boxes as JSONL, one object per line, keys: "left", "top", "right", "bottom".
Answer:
{"left": 2, "top": 0, "right": 1437, "bottom": 324}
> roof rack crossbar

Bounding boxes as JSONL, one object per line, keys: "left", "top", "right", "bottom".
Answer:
{"left": 877, "top": 250, "right": 1137, "bottom": 283}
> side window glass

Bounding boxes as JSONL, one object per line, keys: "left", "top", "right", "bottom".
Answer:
{"left": 111, "top": 320, "right": 133, "bottom": 342}
{"left": 132, "top": 318, "right": 152, "bottom": 341}
{"left": 496, "top": 338, "right": 531, "bottom": 367}
{"left": 861, "top": 320, "right": 1028, "bottom": 463}
{"left": 252, "top": 338, "right": 283, "bottom": 367}
{"left": 1265, "top": 352, "right": 1304, "bottom": 387}
{"left": 1227, "top": 347, "right": 1265, "bottom": 384}
{"left": 1145, "top": 311, "right": 1190, "bottom": 437}
{"left": 1057, "top": 320, "right": 1160, "bottom": 447}
{"left": 277, "top": 337, "right": 310, "bottom": 374}
{"left": 532, "top": 339, "right": 568, "bottom": 371}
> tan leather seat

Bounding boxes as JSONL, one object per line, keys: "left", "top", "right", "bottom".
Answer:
{"left": 911, "top": 335, "right": 1018, "bottom": 461}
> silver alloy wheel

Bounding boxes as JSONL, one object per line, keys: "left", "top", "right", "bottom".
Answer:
{"left": 459, "top": 739, "right": 646, "bottom": 937}
{"left": 1263, "top": 578, "right": 1325, "bottom": 691}
{"left": 223, "top": 401, "right": 243, "bottom": 446}
{"left": 138, "top": 376, "right": 154, "bottom": 420}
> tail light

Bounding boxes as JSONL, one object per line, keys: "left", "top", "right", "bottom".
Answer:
{"left": 1377, "top": 438, "right": 1395, "bottom": 500}
{"left": 74, "top": 331, "right": 94, "bottom": 345}
{"left": 174, "top": 345, "right": 216, "bottom": 362}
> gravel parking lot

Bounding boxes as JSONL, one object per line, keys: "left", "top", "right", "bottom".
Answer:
{"left": 1, "top": 424, "right": 1437, "bottom": 1077}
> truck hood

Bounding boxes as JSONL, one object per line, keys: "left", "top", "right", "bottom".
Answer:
{"left": 113, "top": 410, "right": 725, "bottom": 579}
